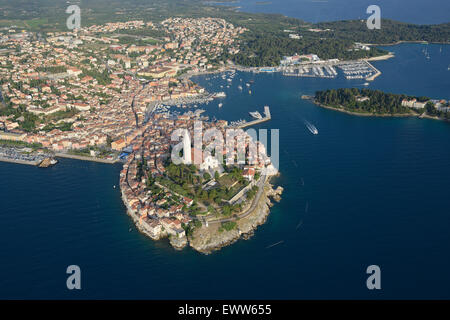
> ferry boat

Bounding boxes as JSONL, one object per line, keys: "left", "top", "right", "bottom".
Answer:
{"left": 249, "top": 111, "right": 263, "bottom": 119}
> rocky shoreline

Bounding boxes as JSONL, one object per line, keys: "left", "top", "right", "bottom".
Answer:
{"left": 121, "top": 178, "right": 284, "bottom": 254}
{"left": 121, "top": 188, "right": 166, "bottom": 241}
{"left": 313, "top": 101, "right": 417, "bottom": 118}
{"left": 189, "top": 182, "right": 283, "bottom": 254}
{"left": 313, "top": 101, "right": 450, "bottom": 121}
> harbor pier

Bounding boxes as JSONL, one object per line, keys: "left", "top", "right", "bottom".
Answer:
{"left": 236, "top": 106, "right": 271, "bottom": 128}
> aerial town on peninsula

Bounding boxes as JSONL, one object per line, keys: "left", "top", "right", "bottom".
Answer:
{"left": 1, "top": 16, "right": 448, "bottom": 163}
{"left": 1, "top": 13, "right": 448, "bottom": 251}
{"left": 0, "top": 17, "right": 284, "bottom": 252}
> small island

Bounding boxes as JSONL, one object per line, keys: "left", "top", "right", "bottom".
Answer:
{"left": 313, "top": 88, "right": 450, "bottom": 120}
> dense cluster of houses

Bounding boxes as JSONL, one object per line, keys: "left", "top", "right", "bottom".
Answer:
{"left": 119, "top": 112, "right": 276, "bottom": 242}
{"left": 0, "top": 18, "right": 243, "bottom": 154}
{"left": 161, "top": 18, "right": 245, "bottom": 67}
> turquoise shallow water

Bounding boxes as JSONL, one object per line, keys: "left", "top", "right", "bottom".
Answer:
{"left": 0, "top": 43, "right": 449, "bottom": 299}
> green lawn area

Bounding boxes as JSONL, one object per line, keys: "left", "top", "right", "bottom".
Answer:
{"left": 0, "top": 139, "right": 43, "bottom": 150}
{"left": 217, "top": 173, "right": 238, "bottom": 188}
{"left": 25, "top": 18, "right": 49, "bottom": 30}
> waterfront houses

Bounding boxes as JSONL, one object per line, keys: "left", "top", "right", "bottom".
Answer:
{"left": 0, "top": 17, "right": 243, "bottom": 155}
{"left": 118, "top": 110, "right": 277, "bottom": 248}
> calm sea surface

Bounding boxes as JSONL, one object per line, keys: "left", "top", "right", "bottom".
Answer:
{"left": 215, "top": 0, "right": 450, "bottom": 24}
{"left": 0, "top": 43, "right": 449, "bottom": 299}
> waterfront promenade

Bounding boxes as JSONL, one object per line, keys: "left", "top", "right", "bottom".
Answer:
{"left": 55, "top": 153, "right": 119, "bottom": 164}
{"left": 0, "top": 156, "right": 40, "bottom": 166}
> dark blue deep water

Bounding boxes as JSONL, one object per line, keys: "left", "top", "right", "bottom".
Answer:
{"left": 216, "top": 0, "right": 450, "bottom": 24}
{"left": 1, "top": 43, "right": 449, "bottom": 299}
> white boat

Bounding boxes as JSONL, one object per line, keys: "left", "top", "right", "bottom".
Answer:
{"left": 238, "top": 85, "right": 243, "bottom": 90}
{"left": 215, "top": 92, "right": 226, "bottom": 98}
{"left": 363, "top": 82, "right": 369, "bottom": 86}
{"left": 304, "top": 120, "right": 318, "bottom": 135}
{"left": 218, "top": 103, "right": 223, "bottom": 108}
{"left": 246, "top": 83, "right": 250, "bottom": 87}
{"left": 249, "top": 111, "right": 263, "bottom": 119}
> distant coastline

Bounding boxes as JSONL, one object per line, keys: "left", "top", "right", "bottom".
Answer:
{"left": 369, "top": 40, "right": 450, "bottom": 47}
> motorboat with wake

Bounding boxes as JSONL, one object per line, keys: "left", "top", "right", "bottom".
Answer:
{"left": 304, "top": 120, "right": 318, "bottom": 135}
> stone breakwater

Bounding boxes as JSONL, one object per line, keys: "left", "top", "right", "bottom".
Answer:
{"left": 189, "top": 182, "right": 283, "bottom": 254}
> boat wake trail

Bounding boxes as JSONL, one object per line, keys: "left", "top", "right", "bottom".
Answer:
{"left": 266, "top": 241, "right": 284, "bottom": 249}
{"left": 304, "top": 120, "right": 318, "bottom": 135}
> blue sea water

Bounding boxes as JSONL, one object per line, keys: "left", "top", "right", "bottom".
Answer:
{"left": 216, "top": 0, "right": 450, "bottom": 24}
{"left": 0, "top": 43, "right": 449, "bottom": 299}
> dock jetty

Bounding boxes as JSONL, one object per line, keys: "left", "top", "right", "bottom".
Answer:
{"left": 236, "top": 106, "right": 271, "bottom": 129}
